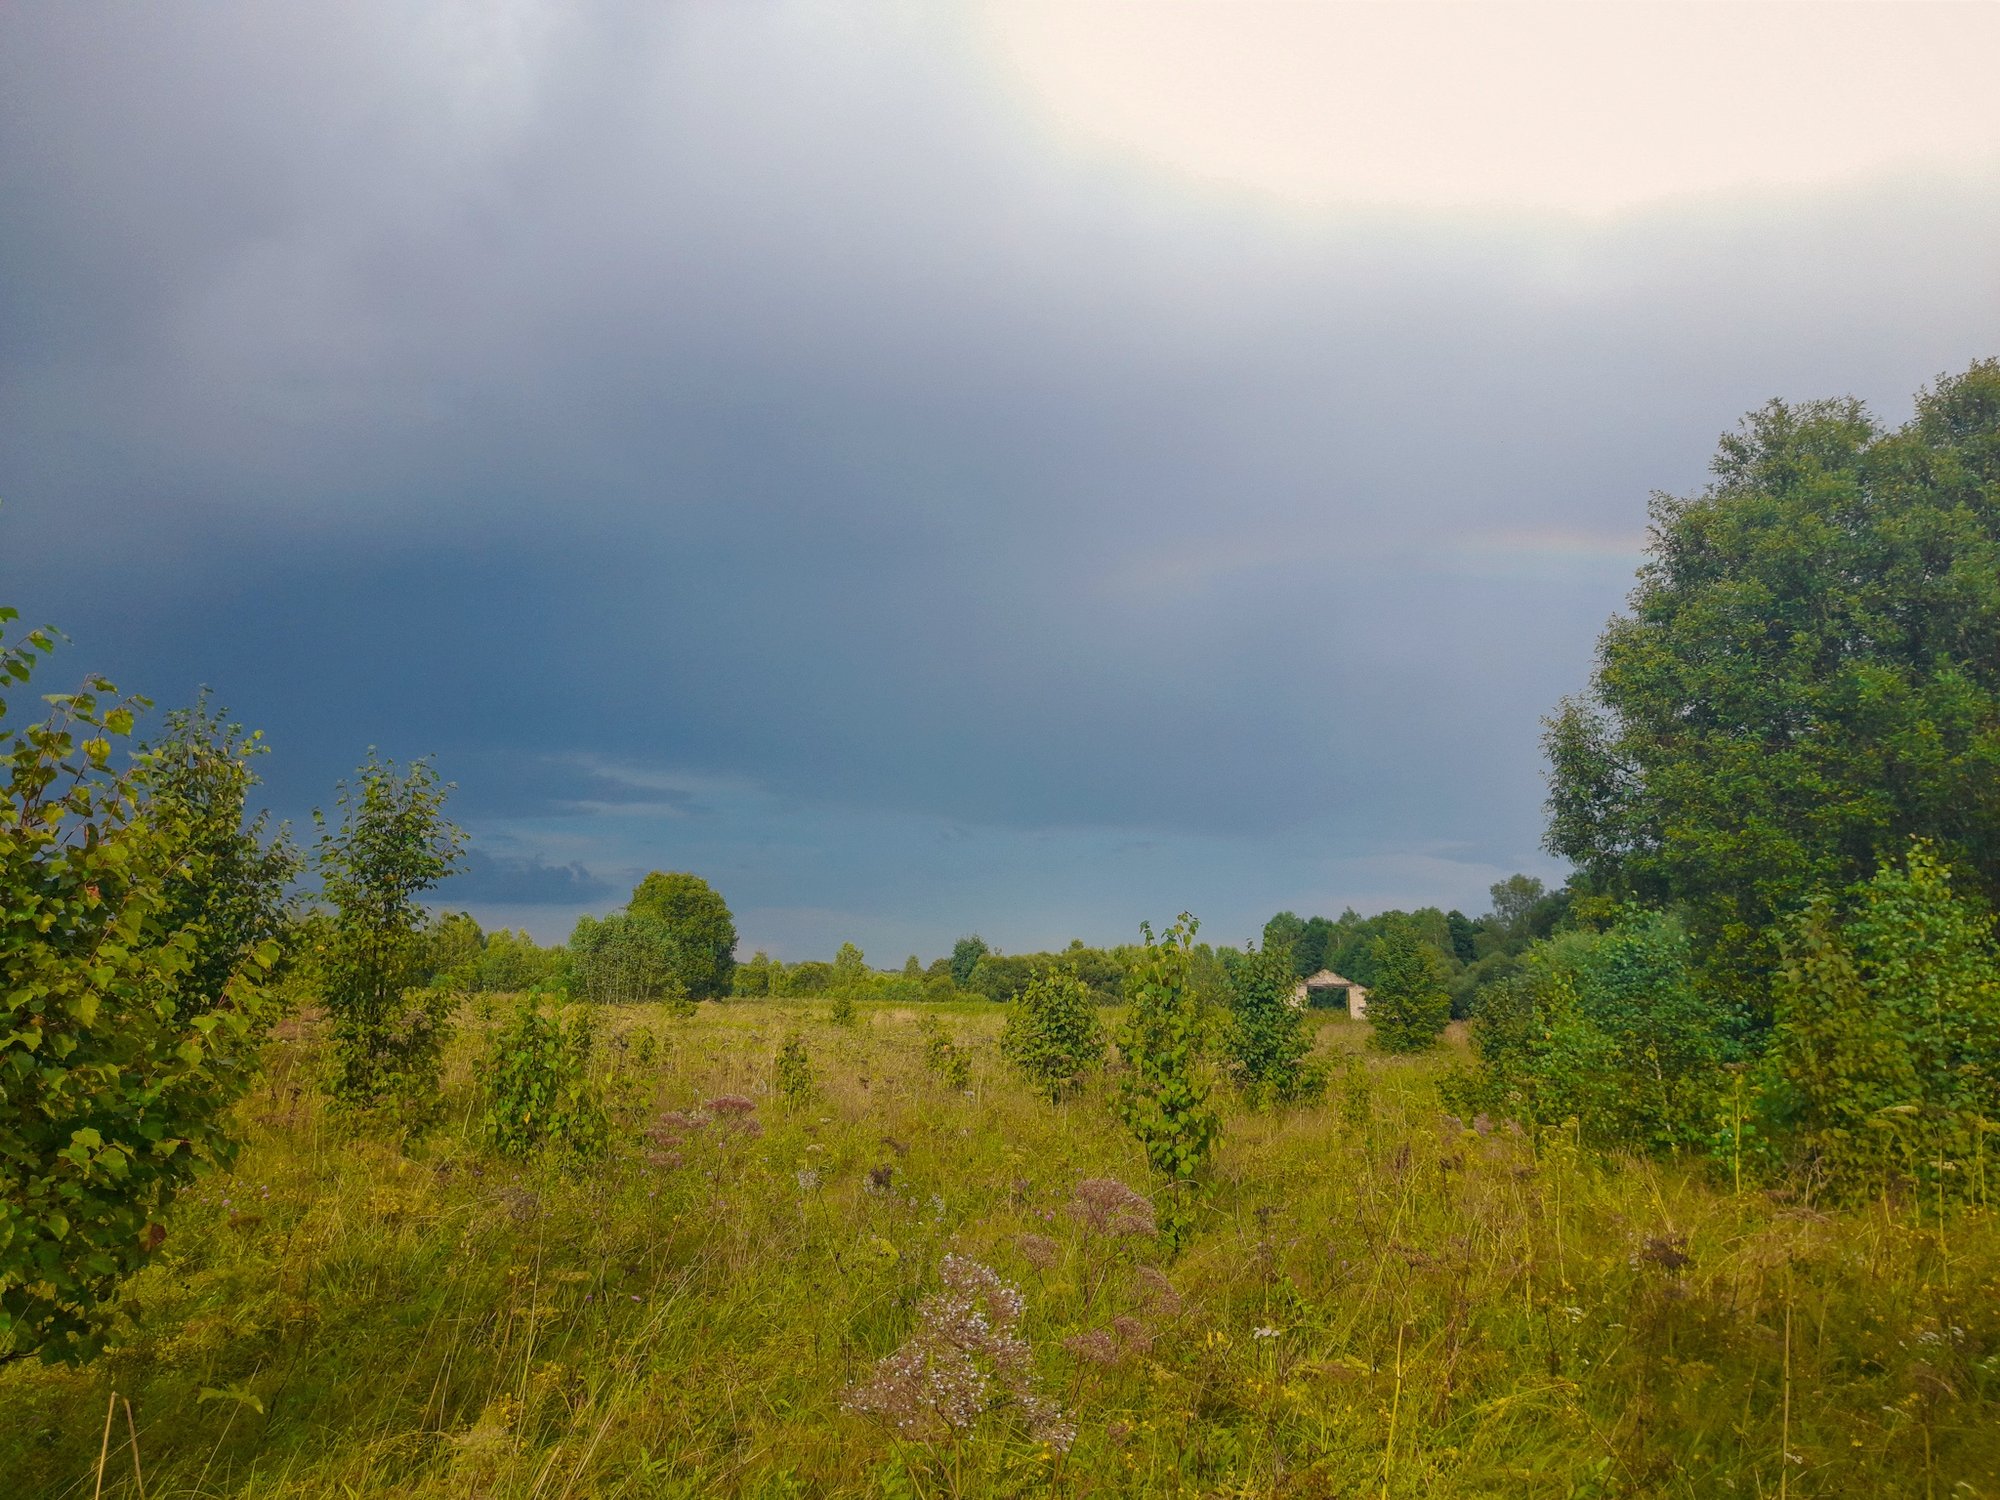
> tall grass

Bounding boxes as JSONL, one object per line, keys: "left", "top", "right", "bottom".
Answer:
{"left": 4, "top": 1001, "right": 1997, "bottom": 1497}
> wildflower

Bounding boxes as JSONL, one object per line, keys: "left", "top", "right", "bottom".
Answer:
{"left": 1111, "top": 1315, "right": 1153, "bottom": 1355}
{"left": 1064, "top": 1328, "right": 1121, "bottom": 1365}
{"left": 1016, "top": 1232, "right": 1059, "bottom": 1270}
{"left": 796, "top": 1167, "right": 822, "bottom": 1192}
{"left": 707, "top": 1094, "right": 756, "bottom": 1119}
{"left": 866, "top": 1164, "right": 895, "bottom": 1193}
{"left": 1129, "top": 1266, "right": 1182, "bottom": 1316}
{"left": 843, "top": 1255, "right": 1071, "bottom": 1450}
{"left": 1069, "top": 1178, "right": 1156, "bottom": 1239}
{"left": 1253, "top": 1325, "right": 1281, "bottom": 1341}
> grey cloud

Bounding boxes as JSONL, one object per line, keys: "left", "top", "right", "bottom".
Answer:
{"left": 2, "top": 4, "right": 1996, "bottom": 953}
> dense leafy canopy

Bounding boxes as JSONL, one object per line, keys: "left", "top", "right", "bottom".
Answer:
{"left": 1547, "top": 361, "right": 2000, "bottom": 1023}
{"left": 628, "top": 871, "right": 738, "bottom": 999}
{"left": 2, "top": 622, "right": 283, "bottom": 1362}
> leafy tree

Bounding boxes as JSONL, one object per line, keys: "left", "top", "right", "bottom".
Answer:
{"left": 1225, "top": 946, "right": 1325, "bottom": 1105}
{"left": 1260, "top": 911, "right": 1306, "bottom": 967}
{"left": 833, "top": 941, "right": 869, "bottom": 994}
{"left": 1485, "top": 875, "right": 1546, "bottom": 943}
{"left": 479, "top": 992, "right": 607, "bottom": 1161}
{"left": 423, "top": 910, "right": 484, "bottom": 984}
{"left": 465, "top": 928, "right": 562, "bottom": 993}
{"left": 902, "top": 954, "right": 922, "bottom": 980}
{"left": 628, "top": 872, "right": 737, "bottom": 998}
{"left": 1115, "top": 914, "right": 1219, "bottom": 1247}
{"left": 1366, "top": 920, "right": 1452, "bottom": 1053}
{"left": 1444, "top": 909, "right": 1479, "bottom": 966}
{"left": 567, "top": 912, "right": 680, "bottom": 1005}
{"left": 1546, "top": 361, "right": 2000, "bottom": 1026}
{"left": 968, "top": 951, "right": 1035, "bottom": 1003}
{"left": 999, "top": 967, "right": 1106, "bottom": 1101}
{"left": 733, "top": 950, "right": 775, "bottom": 997}
{"left": 145, "top": 695, "right": 300, "bottom": 1013}
{"left": 313, "top": 753, "right": 466, "bottom": 1113}
{"left": 1296, "top": 914, "right": 1336, "bottom": 977}
{"left": 1457, "top": 911, "right": 1722, "bottom": 1153}
{"left": 782, "top": 959, "right": 833, "bottom": 997}
{"left": 1757, "top": 844, "right": 2000, "bottom": 1201}
{"left": 2, "top": 621, "right": 281, "bottom": 1362}
{"left": 949, "top": 934, "right": 989, "bottom": 987}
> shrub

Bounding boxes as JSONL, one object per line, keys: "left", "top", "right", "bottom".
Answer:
{"left": 776, "top": 1032, "right": 815, "bottom": 1107}
{"left": 1757, "top": 844, "right": 2000, "bottom": 1202}
{"left": 1224, "top": 946, "right": 1325, "bottom": 1105}
{"left": 1366, "top": 921, "right": 1451, "bottom": 1053}
{"left": 782, "top": 960, "right": 834, "bottom": 997}
{"left": 1460, "top": 910, "right": 1723, "bottom": 1154}
{"left": 567, "top": 912, "right": 680, "bottom": 1005}
{"left": 479, "top": 992, "right": 607, "bottom": 1161}
{"left": 1114, "top": 914, "right": 1218, "bottom": 1247}
{"left": 920, "top": 1014, "right": 971, "bottom": 1090}
{"left": 313, "top": 752, "right": 465, "bottom": 1117}
{"left": 1, "top": 622, "right": 283, "bottom": 1362}
{"left": 1000, "top": 967, "right": 1105, "bottom": 1101}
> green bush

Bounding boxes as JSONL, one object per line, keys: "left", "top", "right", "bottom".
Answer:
{"left": 1757, "top": 844, "right": 2000, "bottom": 1201}
{"left": 1459, "top": 910, "right": 1723, "bottom": 1154}
{"left": 1, "top": 620, "right": 284, "bottom": 1362}
{"left": 1365, "top": 921, "right": 1452, "bottom": 1053}
{"left": 1115, "top": 915, "right": 1218, "bottom": 1247}
{"left": 313, "top": 752, "right": 465, "bottom": 1117}
{"left": 478, "top": 991, "right": 607, "bottom": 1161}
{"left": 999, "top": 966, "right": 1105, "bottom": 1101}
{"left": 776, "top": 1032, "right": 815, "bottom": 1107}
{"left": 919, "top": 1013, "right": 972, "bottom": 1090}
{"left": 1224, "top": 946, "right": 1325, "bottom": 1105}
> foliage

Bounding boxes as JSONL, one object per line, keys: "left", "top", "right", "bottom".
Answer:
{"left": 732, "top": 950, "right": 777, "bottom": 997}
{"left": 828, "top": 989, "right": 858, "bottom": 1028}
{"left": 948, "top": 935, "right": 988, "bottom": 987}
{"left": 1365, "top": 919, "right": 1452, "bottom": 1053}
{"left": 628, "top": 872, "right": 738, "bottom": 999}
{"left": 998, "top": 967, "right": 1105, "bottom": 1101}
{"left": 1224, "top": 946, "right": 1325, "bottom": 1105}
{"left": 1757, "top": 844, "right": 2000, "bottom": 1202}
{"left": 1115, "top": 914, "right": 1219, "bottom": 1246}
{"left": 1545, "top": 361, "right": 2000, "bottom": 1028}
{"left": 1458, "top": 910, "right": 1724, "bottom": 1154}
{"left": 313, "top": 753, "right": 465, "bottom": 1116}
{"left": 919, "top": 1013, "right": 971, "bottom": 1090}
{"left": 144, "top": 694, "right": 300, "bottom": 1015}
{"left": 775, "top": 1032, "right": 814, "bottom": 1107}
{"left": 1, "top": 621, "right": 280, "bottom": 1363}
{"left": 782, "top": 960, "right": 833, "bottom": 997}
{"left": 567, "top": 913, "right": 680, "bottom": 1006}
{"left": 10, "top": 998, "right": 1997, "bottom": 1498}
{"left": 479, "top": 991, "right": 607, "bottom": 1161}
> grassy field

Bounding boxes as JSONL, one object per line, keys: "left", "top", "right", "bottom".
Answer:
{"left": 4, "top": 999, "right": 1998, "bottom": 1498}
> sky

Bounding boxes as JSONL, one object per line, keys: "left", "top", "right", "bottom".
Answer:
{"left": 3, "top": 2, "right": 1998, "bottom": 960}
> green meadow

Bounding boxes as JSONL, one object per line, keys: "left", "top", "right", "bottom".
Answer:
{"left": 6, "top": 998, "right": 1996, "bottom": 1499}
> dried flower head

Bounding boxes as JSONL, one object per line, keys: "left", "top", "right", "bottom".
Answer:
{"left": 1063, "top": 1328, "right": 1120, "bottom": 1365}
{"left": 1129, "top": 1266, "right": 1181, "bottom": 1316}
{"left": 1016, "top": 1232, "right": 1059, "bottom": 1271}
{"left": 842, "top": 1255, "right": 1070, "bottom": 1451}
{"left": 867, "top": 1164, "right": 895, "bottom": 1193}
{"left": 1110, "top": 1315, "right": 1152, "bottom": 1355}
{"left": 1069, "top": 1177, "right": 1156, "bottom": 1238}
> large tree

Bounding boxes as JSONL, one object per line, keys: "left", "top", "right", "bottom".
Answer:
{"left": 627, "top": 871, "right": 737, "bottom": 998}
{"left": 1546, "top": 361, "right": 2000, "bottom": 1028}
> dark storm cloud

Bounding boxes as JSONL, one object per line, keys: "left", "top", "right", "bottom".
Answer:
{"left": 445, "top": 849, "right": 615, "bottom": 906}
{"left": 3, "top": 3, "right": 1997, "bottom": 952}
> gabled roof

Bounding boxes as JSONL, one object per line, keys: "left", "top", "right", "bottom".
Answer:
{"left": 1298, "top": 969, "right": 1360, "bottom": 988}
